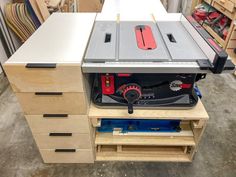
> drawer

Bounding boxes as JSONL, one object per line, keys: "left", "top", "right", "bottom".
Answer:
{"left": 39, "top": 149, "right": 94, "bottom": 163}
{"left": 16, "top": 92, "right": 88, "bottom": 115}
{"left": 33, "top": 133, "right": 92, "bottom": 149}
{"left": 214, "top": 0, "right": 235, "bottom": 12}
{"left": 212, "top": 0, "right": 235, "bottom": 19}
{"left": 25, "top": 115, "right": 90, "bottom": 133}
{"left": 3, "top": 63, "right": 84, "bottom": 92}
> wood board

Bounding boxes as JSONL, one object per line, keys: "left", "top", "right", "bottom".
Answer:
{"left": 35, "top": 0, "right": 50, "bottom": 21}
{"left": 89, "top": 100, "right": 209, "bottom": 120}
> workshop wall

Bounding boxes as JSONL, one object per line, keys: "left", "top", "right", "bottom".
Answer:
{"left": 0, "top": 0, "right": 11, "bottom": 74}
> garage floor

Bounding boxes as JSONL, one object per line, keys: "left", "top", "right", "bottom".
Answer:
{"left": 0, "top": 73, "right": 235, "bottom": 177}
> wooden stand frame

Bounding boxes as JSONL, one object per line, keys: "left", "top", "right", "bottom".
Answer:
{"left": 89, "top": 101, "right": 209, "bottom": 162}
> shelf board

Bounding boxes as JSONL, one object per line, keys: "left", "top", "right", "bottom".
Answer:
{"left": 95, "top": 133, "right": 195, "bottom": 146}
{"left": 203, "top": 0, "right": 211, "bottom": 5}
{"left": 96, "top": 153, "right": 191, "bottom": 162}
{"left": 96, "top": 122, "right": 195, "bottom": 146}
{"left": 96, "top": 146, "right": 191, "bottom": 162}
{"left": 89, "top": 100, "right": 209, "bottom": 120}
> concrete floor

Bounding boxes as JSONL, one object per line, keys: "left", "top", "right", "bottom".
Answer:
{"left": 0, "top": 73, "right": 235, "bottom": 177}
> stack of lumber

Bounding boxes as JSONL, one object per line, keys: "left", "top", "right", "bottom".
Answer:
{"left": 5, "top": 0, "right": 75, "bottom": 42}
{"left": 5, "top": 3, "right": 38, "bottom": 42}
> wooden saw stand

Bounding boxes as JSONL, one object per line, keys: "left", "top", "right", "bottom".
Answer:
{"left": 90, "top": 102, "right": 208, "bottom": 162}
{"left": 3, "top": 13, "right": 209, "bottom": 163}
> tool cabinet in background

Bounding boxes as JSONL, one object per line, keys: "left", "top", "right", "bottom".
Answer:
{"left": 193, "top": 0, "right": 236, "bottom": 73}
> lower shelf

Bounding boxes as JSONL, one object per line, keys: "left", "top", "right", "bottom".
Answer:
{"left": 95, "top": 121, "right": 195, "bottom": 146}
{"left": 96, "top": 132, "right": 195, "bottom": 146}
{"left": 96, "top": 145, "right": 193, "bottom": 162}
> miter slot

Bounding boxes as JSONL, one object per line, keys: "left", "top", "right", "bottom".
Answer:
{"left": 156, "top": 21, "right": 208, "bottom": 62}
{"left": 167, "top": 34, "right": 176, "bottom": 43}
{"left": 84, "top": 21, "right": 117, "bottom": 62}
{"left": 104, "top": 33, "right": 111, "bottom": 43}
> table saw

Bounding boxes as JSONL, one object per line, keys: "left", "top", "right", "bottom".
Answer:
{"left": 82, "top": 14, "right": 235, "bottom": 114}
{"left": 3, "top": 11, "right": 232, "bottom": 163}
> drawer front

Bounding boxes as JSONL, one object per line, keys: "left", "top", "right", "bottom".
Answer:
{"left": 3, "top": 64, "right": 84, "bottom": 92}
{"left": 212, "top": 0, "right": 235, "bottom": 19}
{"left": 25, "top": 115, "right": 90, "bottom": 133}
{"left": 40, "top": 149, "right": 94, "bottom": 163}
{"left": 214, "top": 0, "right": 234, "bottom": 12}
{"left": 33, "top": 133, "right": 92, "bottom": 149}
{"left": 16, "top": 92, "right": 88, "bottom": 115}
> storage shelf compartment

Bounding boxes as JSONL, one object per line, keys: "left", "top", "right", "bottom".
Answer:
{"left": 202, "top": 23, "right": 227, "bottom": 47}
{"left": 193, "top": 0, "right": 234, "bottom": 48}
{"left": 95, "top": 121, "right": 195, "bottom": 146}
{"left": 96, "top": 145, "right": 192, "bottom": 162}
{"left": 96, "top": 133, "right": 195, "bottom": 146}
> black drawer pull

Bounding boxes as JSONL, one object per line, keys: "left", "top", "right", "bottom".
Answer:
{"left": 49, "top": 133, "right": 72, "bottom": 136}
{"left": 35, "top": 92, "right": 63, "bottom": 95}
{"left": 26, "top": 63, "right": 56, "bottom": 68}
{"left": 43, "top": 114, "right": 68, "bottom": 118}
{"left": 55, "top": 149, "right": 76, "bottom": 152}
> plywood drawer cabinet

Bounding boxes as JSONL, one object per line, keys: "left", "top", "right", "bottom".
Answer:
{"left": 33, "top": 133, "right": 92, "bottom": 149}
{"left": 4, "top": 64, "right": 84, "bottom": 92}
{"left": 16, "top": 92, "right": 88, "bottom": 115}
{"left": 40, "top": 149, "right": 94, "bottom": 163}
{"left": 25, "top": 115, "right": 90, "bottom": 133}
{"left": 3, "top": 13, "right": 98, "bottom": 163}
